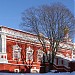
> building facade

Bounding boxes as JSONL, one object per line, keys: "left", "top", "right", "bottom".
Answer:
{"left": 0, "top": 26, "right": 75, "bottom": 73}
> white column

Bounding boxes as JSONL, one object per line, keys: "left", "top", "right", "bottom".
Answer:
{"left": 1, "top": 33, "right": 6, "bottom": 53}
{"left": 0, "top": 35, "right": 2, "bottom": 52}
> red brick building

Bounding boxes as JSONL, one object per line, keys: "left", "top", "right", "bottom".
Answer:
{"left": 0, "top": 26, "right": 75, "bottom": 73}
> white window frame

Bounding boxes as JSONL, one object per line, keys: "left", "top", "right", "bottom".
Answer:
{"left": 13, "top": 44, "right": 21, "bottom": 60}
{"left": 37, "top": 50, "right": 43, "bottom": 62}
{"left": 26, "top": 46, "right": 33, "bottom": 61}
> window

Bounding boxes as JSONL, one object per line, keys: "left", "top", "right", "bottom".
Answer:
{"left": 13, "top": 44, "right": 21, "bottom": 60}
{"left": 73, "top": 50, "right": 75, "bottom": 55}
{"left": 26, "top": 46, "right": 33, "bottom": 61}
{"left": 63, "top": 59, "right": 69, "bottom": 67}
{"left": 14, "top": 69, "right": 19, "bottom": 73}
{"left": 37, "top": 50, "right": 43, "bottom": 62}
{"left": 58, "top": 59, "right": 61, "bottom": 65}
{"left": 61, "top": 60, "right": 63, "bottom": 65}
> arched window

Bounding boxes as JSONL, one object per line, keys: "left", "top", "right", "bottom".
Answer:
{"left": 37, "top": 50, "right": 43, "bottom": 62}
{"left": 13, "top": 44, "right": 21, "bottom": 60}
{"left": 26, "top": 46, "right": 34, "bottom": 61}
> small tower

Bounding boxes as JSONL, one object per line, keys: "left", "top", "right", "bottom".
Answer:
{"left": 63, "top": 26, "right": 72, "bottom": 42}
{"left": 64, "top": 26, "right": 69, "bottom": 39}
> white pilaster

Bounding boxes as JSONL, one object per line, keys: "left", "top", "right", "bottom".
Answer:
{"left": 1, "top": 33, "right": 6, "bottom": 53}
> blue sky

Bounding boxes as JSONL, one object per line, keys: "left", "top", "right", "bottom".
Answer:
{"left": 0, "top": 0, "right": 74, "bottom": 42}
{"left": 0, "top": 0, "right": 74, "bottom": 30}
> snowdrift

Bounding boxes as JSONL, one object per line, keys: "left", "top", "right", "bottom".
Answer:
{"left": 0, "top": 72, "right": 75, "bottom": 75}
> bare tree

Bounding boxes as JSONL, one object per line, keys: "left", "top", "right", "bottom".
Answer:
{"left": 36, "top": 3, "right": 75, "bottom": 64}
{"left": 20, "top": 3, "right": 75, "bottom": 70}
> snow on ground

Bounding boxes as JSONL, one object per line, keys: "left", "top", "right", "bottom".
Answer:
{"left": 0, "top": 72, "right": 75, "bottom": 75}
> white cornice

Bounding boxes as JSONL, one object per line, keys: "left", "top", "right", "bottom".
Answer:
{"left": 1, "top": 27, "right": 39, "bottom": 43}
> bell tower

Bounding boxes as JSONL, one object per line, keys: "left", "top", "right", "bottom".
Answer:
{"left": 63, "top": 26, "right": 72, "bottom": 42}
{"left": 64, "top": 26, "right": 69, "bottom": 39}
